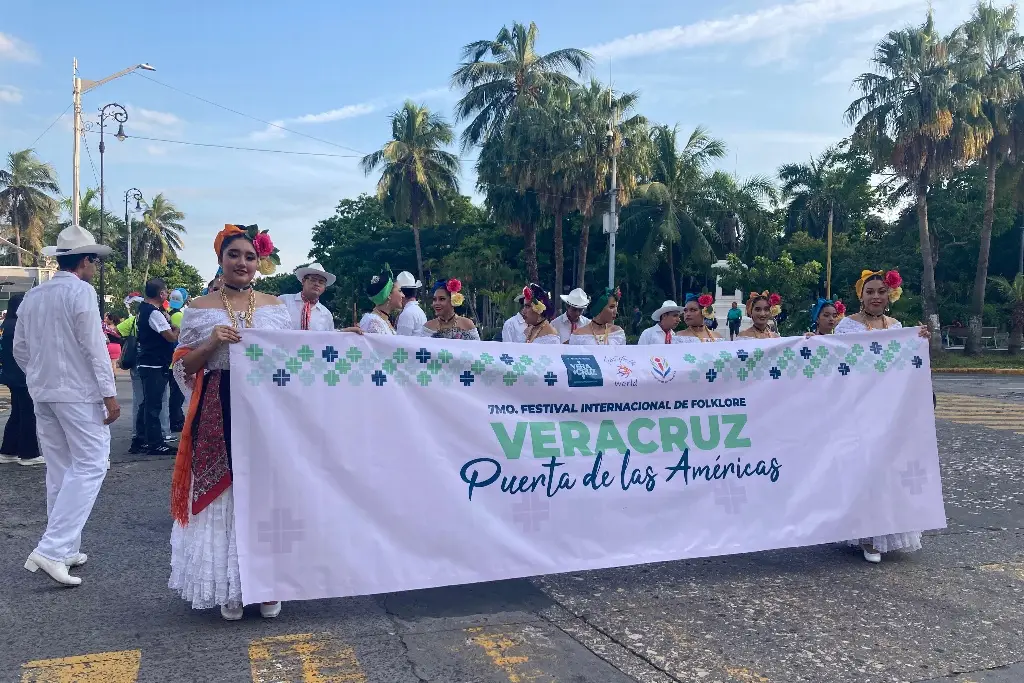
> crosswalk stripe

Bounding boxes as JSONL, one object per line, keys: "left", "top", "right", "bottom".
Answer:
{"left": 979, "top": 562, "right": 1024, "bottom": 581}
{"left": 934, "top": 393, "right": 1024, "bottom": 434}
{"left": 21, "top": 650, "right": 141, "bottom": 683}
{"left": 466, "top": 627, "right": 537, "bottom": 683}
{"left": 249, "top": 633, "right": 366, "bottom": 683}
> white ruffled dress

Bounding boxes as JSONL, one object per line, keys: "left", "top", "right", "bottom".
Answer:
{"left": 568, "top": 329, "right": 627, "bottom": 346}
{"left": 834, "top": 315, "right": 922, "bottom": 554}
{"left": 168, "top": 304, "right": 292, "bottom": 609}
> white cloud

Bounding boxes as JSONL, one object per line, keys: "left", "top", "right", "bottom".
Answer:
{"left": 249, "top": 120, "right": 288, "bottom": 141}
{"left": 0, "top": 85, "right": 22, "bottom": 104}
{"left": 0, "top": 32, "right": 35, "bottom": 62}
{"left": 126, "top": 106, "right": 184, "bottom": 135}
{"left": 293, "top": 103, "right": 376, "bottom": 124}
{"left": 587, "top": 0, "right": 924, "bottom": 60}
{"left": 145, "top": 145, "right": 167, "bottom": 156}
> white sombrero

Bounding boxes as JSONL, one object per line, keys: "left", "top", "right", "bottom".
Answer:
{"left": 41, "top": 224, "right": 112, "bottom": 258}
{"left": 651, "top": 300, "right": 684, "bottom": 321}
{"left": 395, "top": 271, "right": 422, "bottom": 289}
{"left": 560, "top": 288, "right": 590, "bottom": 309}
{"left": 294, "top": 263, "right": 336, "bottom": 287}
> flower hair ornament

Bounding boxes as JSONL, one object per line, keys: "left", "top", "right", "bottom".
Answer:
{"left": 593, "top": 286, "right": 621, "bottom": 314}
{"left": 522, "top": 283, "right": 554, "bottom": 320}
{"left": 214, "top": 224, "right": 281, "bottom": 275}
{"left": 810, "top": 298, "right": 846, "bottom": 331}
{"left": 854, "top": 269, "right": 903, "bottom": 304}
{"left": 433, "top": 278, "right": 465, "bottom": 307}
{"left": 367, "top": 266, "right": 395, "bottom": 306}
{"left": 746, "top": 290, "right": 783, "bottom": 318}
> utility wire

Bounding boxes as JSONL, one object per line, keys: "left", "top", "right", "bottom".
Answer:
{"left": 28, "top": 104, "right": 73, "bottom": 148}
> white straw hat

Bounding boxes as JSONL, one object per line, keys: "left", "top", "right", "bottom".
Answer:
{"left": 294, "top": 263, "right": 336, "bottom": 287}
{"left": 41, "top": 224, "right": 112, "bottom": 258}
{"left": 651, "top": 300, "right": 684, "bottom": 321}
{"left": 559, "top": 288, "right": 591, "bottom": 309}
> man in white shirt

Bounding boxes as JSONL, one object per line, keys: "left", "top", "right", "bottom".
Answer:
{"left": 638, "top": 300, "right": 684, "bottom": 345}
{"left": 279, "top": 263, "right": 336, "bottom": 331}
{"left": 395, "top": 271, "right": 427, "bottom": 336}
{"left": 501, "top": 294, "right": 528, "bottom": 343}
{"left": 553, "top": 288, "right": 592, "bottom": 343}
{"left": 15, "top": 225, "right": 121, "bottom": 587}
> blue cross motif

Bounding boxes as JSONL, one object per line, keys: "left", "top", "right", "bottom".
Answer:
{"left": 912, "top": 356, "right": 923, "bottom": 368}
{"left": 736, "top": 349, "right": 748, "bottom": 361}
{"left": 800, "top": 346, "right": 812, "bottom": 359}
{"left": 500, "top": 353, "right": 515, "bottom": 365}
{"left": 322, "top": 346, "right": 338, "bottom": 363}
{"left": 838, "top": 362, "right": 851, "bottom": 376}
{"left": 415, "top": 348, "right": 431, "bottom": 364}
{"left": 769, "top": 366, "right": 781, "bottom": 379}
{"left": 371, "top": 370, "right": 387, "bottom": 386}
{"left": 544, "top": 371, "right": 558, "bottom": 386}
{"left": 705, "top": 368, "right": 717, "bottom": 382}
{"left": 870, "top": 341, "right": 883, "bottom": 355}
{"left": 273, "top": 369, "right": 291, "bottom": 386}
{"left": 459, "top": 370, "right": 475, "bottom": 386}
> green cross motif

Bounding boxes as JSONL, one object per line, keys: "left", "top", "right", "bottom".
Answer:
{"left": 816, "top": 347, "right": 829, "bottom": 359}
{"left": 683, "top": 354, "right": 696, "bottom": 363}
{"left": 246, "top": 369, "right": 263, "bottom": 386}
{"left": 718, "top": 351, "right": 732, "bottom": 361}
{"left": 851, "top": 344, "right": 864, "bottom": 356}
{"left": 427, "top": 359, "right": 442, "bottom": 375}
{"left": 753, "top": 348, "right": 765, "bottom": 361}
{"left": 297, "top": 345, "right": 314, "bottom": 362}
{"left": 519, "top": 355, "right": 534, "bottom": 366}
{"left": 479, "top": 353, "right": 494, "bottom": 365}
{"left": 393, "top": 348, "right": 409, "bottom": 364}
{"left": 777, "top": 359, "right": 789, "bottom": 370}
{"left": 803, "top": 365, "right": 815, "bottom": 378}
{"left": 471, "top": 360, "right": 486, "bottom": 374}
{"left": 737, "top": 367, "right": 749, "bottom": 381}
{"left": 335, "top": 359, "right": 352, "bottom": 375}
{"left": 416, "top": 371, "right": 432, "bottom": 387}
{"left": 503, "top": 371, "right": 518, "bottom": 387}
{"left": 285, "top": 357, "right": 303, "bottom": 374}
{"left": 346, "top": 347, "right": 362, "bottom": 362}
{"left": 512, "top": 362, "right": 526, "bottom": 375}
{"left": 324, "top": 370, "right": 340, "bottom": 387}
{"left": 782, "top": 348, "right": 796, "bottom": 361}
{"left": 438, "top": 350, "right": 453, "bottom": 364}
{"left": 888, "top": 340, "right": 901, "bottom": 353}
{"left": 382, "top": 358, "right": 397, "bottom": 374}
{"left": 245, "top": 344, "right": 264, "bottom": 361}
{"left": 874, "top": 360, "right": 887, "bottom": 372}
{"left": 714, "top": 359, "right": 725, "bottom": 371}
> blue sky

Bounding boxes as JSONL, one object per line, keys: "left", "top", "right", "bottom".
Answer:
{"left": 1, "top": 0, "right": 974, "bottom": 279}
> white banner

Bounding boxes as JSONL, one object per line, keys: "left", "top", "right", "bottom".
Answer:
{"left": 230, "top": 329, "right": 945, "bottom": 603}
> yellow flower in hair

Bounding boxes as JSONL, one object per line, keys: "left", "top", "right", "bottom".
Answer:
{"left": 258, "top": 258, "right": 277, "bottom": 275}
{"left": 769, "top": 304, "right": 781, "bottom": 317}
{"left": 451, "top": 292, "right": 465, "bottom": 307}
{"left": 888, "top": 286, "right": 903, "bottom": 304}
{"left": 531, "top": 300, "right": 546, "bottom": 315}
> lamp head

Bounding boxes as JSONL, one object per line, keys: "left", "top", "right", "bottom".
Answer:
{"left": 138, "top": 63, "right": 156, "bottom": 71}
{"left": 115, "top": 123, "right": 126, "bottom": 142}
{"left": 135, "top": 199, "right": 141, "bottom": 211}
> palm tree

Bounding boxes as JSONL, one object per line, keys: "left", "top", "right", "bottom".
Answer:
{"left": 451, "top": 21, "right": 591, "bottom": 149}
{"left": 988, "top": 273, "right": 1024, "bottom": 354}
{"left": 777, "top": 142, "right": 876, "bottom": 239}
{"left": 704, "top": 171, "right": 779, "bottom": 263}
{"left": 0, "top": 149, "right": 60, "bottom": 265}
{"left": 955, "top": 2, "right": 1024, "bottom": 354}
{"left": 136, "top": 193, "right": 186, "bottom": 280}
{"left": 846, "top": 11, "right": 988, "bottom": 353}
{"left": 360, "top": 101, "right": 461, "bottom": 285}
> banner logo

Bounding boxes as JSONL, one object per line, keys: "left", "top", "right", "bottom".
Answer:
{"left": 650, "top": 356, "right": 676, "bottom": 383}
{"left": 604, "top": 354, "right": 637, "bottom": 387}
{"left": 562, "top": 355, "right": 603, "bottom": 388}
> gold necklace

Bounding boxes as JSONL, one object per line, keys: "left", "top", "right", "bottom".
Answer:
{"left": 690, "top": 325, "right": 714, "bottom": 342}
{"left": 591, "top": 321, "right": 612, "bottom": 344}
{"left": 221, "top": 287, "right": 256, "bottom": 328}
{"left": 526, "top": 323, "right": 548, "bottom": 343}
{"left": 860, "top": 312, "right": 889, "bottom": 330}
{"left": 749, "top": 325, "right": 773, "bottom": 339}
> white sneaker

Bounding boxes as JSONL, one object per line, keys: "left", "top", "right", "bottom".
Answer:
{"left": 220, "top": 605, "right": 244, "bottom": 621}
{"left": 0, "top": 454, "right": 20, "bottom": 464}
{"left": 862, "top": 547, "right": 882, "bottom": 564}
{"left": 18, "top": 456, "right": 45, "bottom": 466}
{"left": 260, "top": 602, "right": 282, "bottom": 619}
{"left": 64, "top": 553, "right": 88, "bottom": 567}
{"left": 25, "top": 551, "right": 82, "bottom": 586}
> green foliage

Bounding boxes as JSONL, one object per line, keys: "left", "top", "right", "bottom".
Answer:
{"left": 102, "top": 259, "right": 205, "bottom": 317}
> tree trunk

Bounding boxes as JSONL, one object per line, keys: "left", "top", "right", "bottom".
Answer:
{"left": 577, "top": 218, "right": 590, "bottom": 289}
{"left": 412, "top": 222, "right": 424, "bottom": 287}
{"left": 1010, "top": 316, "right": 1022, "bottom": 355}
{"left": 553, "top": 210, "right": 564, "bottom": 314}
{"left": 522, "top": 221, "right": 539, "bottom": 283}
{"left": 966, "top": 150, "right": 999, "bottom": 355}
{"left": 668, "top": 243, "right": 677, "bottom": 301}
{"left": 12, "top": 207, "right": 22, "bottom": 267}
{"left": 916, "top": 173, "right": 942, "bottom": 355}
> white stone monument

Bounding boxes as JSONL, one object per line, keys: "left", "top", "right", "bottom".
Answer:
{"left": 711, "top": 259, "right": 750, "bottom": 334}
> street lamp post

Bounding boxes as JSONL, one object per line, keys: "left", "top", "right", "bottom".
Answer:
{"left": 72, "top": 59, "right": 154, "bottom": 227}
{"left": 86, "top": 103, "right": 128, "bottom": 316}
{"left": 124, "top": 188, "right": 143, "bottom": 271}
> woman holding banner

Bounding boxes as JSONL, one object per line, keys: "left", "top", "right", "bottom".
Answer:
{"left": 807, "top": 298, "right": 845, "bottom": 336}
{"left": 418, "top": 278, "right": 480, "bottom": 340}
{"left": 520, "top": 284, "right": 561, "bottom": 344}
{"left": 835, "top": 269, "right": 931, "bottom": 564}
{"left": 569, "top": 286, "right": 626, "bottom": 346}
{"left": 169, "top": 225, "right": 292, "bottom": 620}
{"left": 360, "top": 269, "right": 404, "bottom": 335}
{"left": 739, "top": 292, "right": 782, "bottom": 339}
{"left": 675, "top": 294, "right": 723, "bottom": 343}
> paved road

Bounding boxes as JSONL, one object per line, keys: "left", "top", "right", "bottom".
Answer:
{"left": 1, "top": 375, "right": 1022, "bottom": 683}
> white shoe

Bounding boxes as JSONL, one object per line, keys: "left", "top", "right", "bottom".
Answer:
{"left": 862, "top": 547, "right": 882, "bottom": 564}
{"left": 260, "top": 602, "right": 282, "bottom": 619}
{"left": 18, "top": 456, "right": 45, "bottom": 466}
{"left": 64, "top": 553, "right": 88, "bottom": 567}
{"left": 0, "top": 454, "right": 20, "bottom": 464}
{"left": 24, "top": 551, "right": 82, "bottom": 586}
{"left": 220, "top": 605, "right": 244, "bottom": 621}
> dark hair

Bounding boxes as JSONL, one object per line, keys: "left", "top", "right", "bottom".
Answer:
{"left": 56, "top": 253, "right": 90, "bottom": 271}
{"left": 219, "top": 233, "right": 254, "bottom": 259}
{"left": 400, "top": 287, "right": 418, "bottom": 299}
{"left": 145, "top": 278, "right": 168, "bottom": 299}
{"left": 6, "top": 293, "right": 24, "bottom": 318}
{"left": 109, "top": 313, "right": 122, "bottom": 325}
{"left": 862, "top": 273, "right": 885, "bottom": 288}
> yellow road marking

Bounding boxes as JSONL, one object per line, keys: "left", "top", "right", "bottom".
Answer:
{"left": 725, "top": 666, "right": 771, "bottom": 682}
{"left": 21, "top": 650, "right": 141, "bottom": 683}
{"left": 979, "top": 562, "right": 1024, "bottom": 581}
{"left": 249, "top": 633, "right": 366, "bottom": 683}
{"left": 934, "top": 393, "right": 1024, "bottom": 433}
{"left": 466, "top": 627, "right": 545, "bottom": 683}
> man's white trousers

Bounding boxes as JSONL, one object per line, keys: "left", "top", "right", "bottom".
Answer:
{"left": 33, "top": 402, "right": 110, "bottom": 562}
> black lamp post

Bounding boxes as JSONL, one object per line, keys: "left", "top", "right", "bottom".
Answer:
{"left": 124, "top": 188, "right": 142, "bottom": 270}
{"left": 95, "top": 102, "right": 127, "bottom": 315}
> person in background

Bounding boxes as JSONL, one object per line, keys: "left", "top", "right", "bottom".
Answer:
{"left": 553, "top": 288, "right": 591, "bottom": 343}
{"left": 519, "top": 284, "right": 560, "bottom": 343}
{"left": 361, "top": 269, "right": 404, "bottom": 334}
{"left": 15, "top": 225, "right": 120, "bottom": 586}
{"left": 203, "top": 275, "right": 223, "bottom": 295}
{"left": 103, "top": 313, "right": 123, "bottom": 375}
{"left": 500, "top": 293, "right": 528, "bottom": 343}
{"left": 569, "top": 287, "right": 627, "bottom": 345}
{"left": 638, "top": 300, "right": 685, "bottom": 345}
{"left": 132, "top": 278, "right": 178, "bottom": 456}
{"left": 676, "top": 294, "right": 723, "bottom": 343}
{"left": 279, "top": 263, "right": 336, "bottom": 331}
{"left": 806, "top": 298, "right": 845, "bottom": 336}
{"left": 417, "top": 278, "right": 480, "bottom": 340}
{"left": 395, "top": 271, "right": 427, "bottom": 337}
{"left": 739, "top": 291, "right": 782, "bottom": 340}
{"left": 632, "top": 306, "right": 642, "bottom": 334}
{"left": 167, "top": 289, "right": 189, "bottom": 432}
{"left": 0, "top": 294, "right": 42, "bottom": 466}
{"left": 727, "top": 301, "right": 743, "bottom": 340}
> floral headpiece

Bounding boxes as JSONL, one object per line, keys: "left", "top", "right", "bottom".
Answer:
{"left": 367, "top": 265, "right": 395, "bottom": 306}
{"left": 214, "top": 224, "right": 281, "bottom": 275}
{"left": 522, "top": 284, "right": 554, "bottom": 321}
{"left": 433, "top": 278, "right": 465, "bottom": 307}
{"left": 685, "top": 292, "right": 716, "bottom": 318}
{"left": 746, "top": 290, "right": 783, "bottom": 318}
{"left": 854, "top": 269, "right": 902, "bottom": 303}
{"left": 810, "top": 298, "right": 846, "bottom": 331}
{"left": 593, "top": 286, "right": 621, "bottom": 315}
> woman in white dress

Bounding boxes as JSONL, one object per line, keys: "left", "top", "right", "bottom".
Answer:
{"left": 360, "top": 268, "right": 404, "bottom": 335}
{"left": 569, "top": 287, "right": 627, "bottom": 346}
{"left": 739, "top": 291, "right": 782, "bottom": 340}
{"left": 169, "top": 225, "right": 292, "bottom": 621}
{"left": 519, "top": 284, "right": 561, "bottom": 344}
{"left": 834, "top": 269, "right": 931, "bottom": 564}
{"left": 418, "top": 278, "right": 481, "bottom": 340}
{"left": 805, "top": 298, "right": 845, "bottom": 337}
{"left": 675, "top": 294, "right": 723, "bottom": 344}
{"left": 638, "top": 300, "right": 685, "bottom": 345}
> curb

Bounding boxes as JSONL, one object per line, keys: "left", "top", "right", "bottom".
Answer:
{"left": 932, "top": 367, "right": 1024, "bottom": 375}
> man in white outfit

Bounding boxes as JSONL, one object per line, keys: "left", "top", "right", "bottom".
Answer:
{"left": 279, "top": 263, "right": 337, "bottom": 331}
{"left": 395, "top": 271, "right": 427, "bottom": 336}
{"left": 501, "top": 294, "right": 529, "bottom": 342}
{"left": 553, "top": 288, "right": 592, "bottom": 343}
{"left": 15, "top": 225, "right": 121, "bottom": 586}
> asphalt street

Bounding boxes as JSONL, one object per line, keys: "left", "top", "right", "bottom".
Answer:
{"left": 0, "top": 373, "right": 1022, "bottom": 683}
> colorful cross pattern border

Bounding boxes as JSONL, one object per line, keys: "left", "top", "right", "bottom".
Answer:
{"left": 242, "top": 339, "right": 928, "bottom": 389}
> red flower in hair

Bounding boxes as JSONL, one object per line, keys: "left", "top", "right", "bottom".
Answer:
{"left": 522, "top": 286, "right": 533, "bottom": 302}
{"left": 834, "top": 300, "right": 847, "bottom": 316}
{"left": 697, "top": 294, "right": 714, "bottom": 308}
{"left": 884, "top": 270, "right": 902, "bottom": 289}
{"left": 446, "top": 278, "right": 462, "bottom": 294}
{"left": 252, "top": 232, "right": 274, "bottom": 258}
{"left": 768, "top": 293, "right": 782, "bottom": 306}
